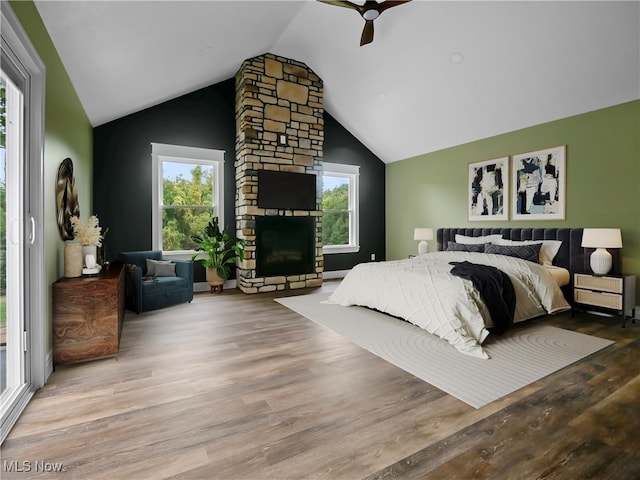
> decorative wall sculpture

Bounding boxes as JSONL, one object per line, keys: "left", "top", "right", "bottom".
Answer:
{"left": 56, "top": 157, "right": 80, "bottom": 240}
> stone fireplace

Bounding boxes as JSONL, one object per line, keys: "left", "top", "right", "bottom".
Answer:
{"left": 235, "top": 53, "right": 324, "bottom": 293}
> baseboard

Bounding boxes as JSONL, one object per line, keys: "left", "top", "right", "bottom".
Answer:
{"left": 323, "top": 270, "right": 349, "bottom": 280}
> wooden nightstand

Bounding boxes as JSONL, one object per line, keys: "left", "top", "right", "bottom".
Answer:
{"left": 573, "top": 273, "right": 636, "bottom": 327}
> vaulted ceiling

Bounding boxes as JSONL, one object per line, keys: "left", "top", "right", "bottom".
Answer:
{"left": 34, "top": 0, "right": 640, "bottom": 163}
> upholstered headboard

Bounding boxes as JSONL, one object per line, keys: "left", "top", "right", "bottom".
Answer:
{"left": 436, "top": 227, "right": 621, "bottom": 304}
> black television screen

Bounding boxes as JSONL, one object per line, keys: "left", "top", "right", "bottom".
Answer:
{"left": 257, "top": 170, "right": 317, "bottom": 210}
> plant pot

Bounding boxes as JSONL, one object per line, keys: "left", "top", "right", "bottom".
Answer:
{"left": 206, "top": 267, "right": 225, "bottom": 294}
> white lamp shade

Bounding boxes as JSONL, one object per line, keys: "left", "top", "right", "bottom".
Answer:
{"left": 581, "top": 228, "right": 622, "bottom": 248}
{"left": 413, "top": 228, "right": 433, "bottom": 241}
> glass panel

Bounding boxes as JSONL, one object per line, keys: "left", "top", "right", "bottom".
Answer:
{"left": 323, "top": 175, "right": 350, "bottom": 246}
{"left": 162, "top": 160, "right": 217, "bottom": 251}
{"left": 323, "top": 211, "right": 350, "bottom": 246}
{"left": 322, "top": 176, "right": 349, "bottom": 210}
{"left": 0, "top": 71, "right": 25, "bottom": 401}
{"left": 162, "top": 206, "right": 214, "bottom": 251}
{"left": 162, "top": 161, "right": 213, "bottom": 207}
{"left": 0, "top": 78, "right": 6, "bottom": 396}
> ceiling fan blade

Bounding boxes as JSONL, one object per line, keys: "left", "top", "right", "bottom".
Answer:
{"left": 318, "top": 0, "right": 412, "bottom": 46}
{"left": 360, "top": 20, "right": 374, "bottom": 46}
{"left": 316, "top": 0, "right": 360, "bottom": 11}
{"left": 377, "top": 0, "right": 413, "bottom": 15}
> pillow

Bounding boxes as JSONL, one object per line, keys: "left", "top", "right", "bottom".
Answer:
{"left": 446, "top": 241, "right": 486, "bottom": 253}
{"left": 153, "top": 262, "right": 176, "bottom": 277}
{"left": 485, "top": 243, "right": 542, "bottom": 264}
{"left": 455, "top": 234, "right": 503, "bottom": 245}
{"left": 495, "top": 239, "right": 562, "bottom": 265}
{"left": 146, "top": 258, "right": 173, "bottom": 276}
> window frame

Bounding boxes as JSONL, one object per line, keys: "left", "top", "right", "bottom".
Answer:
{"left": 151, "top": 143, "right": 224, "bottom": 257}
{"left": 322, "top": 162, "right": 360, "bottom": 254}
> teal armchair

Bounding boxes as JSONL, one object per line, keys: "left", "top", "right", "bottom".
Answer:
{"left": 118, "top": 250, "right": 193, "bottom": 313}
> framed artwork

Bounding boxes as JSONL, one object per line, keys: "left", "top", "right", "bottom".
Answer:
{"left": 512, "top": 145, "right": 566, "bottom": 220}
{"left": 468, "top": 156, "right": 509, "bottom": 221}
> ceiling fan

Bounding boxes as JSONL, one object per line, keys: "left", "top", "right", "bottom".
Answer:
{"left": 317, "top": 0, "right": 412, "bottom": 46}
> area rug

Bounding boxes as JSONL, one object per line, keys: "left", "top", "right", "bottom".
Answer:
{"left": 276, "top": 293, "right": 614, "bottom": 408}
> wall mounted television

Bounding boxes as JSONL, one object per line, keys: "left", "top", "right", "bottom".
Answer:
{"left": 257, "top": 170, "right": 317, "bottom": 211}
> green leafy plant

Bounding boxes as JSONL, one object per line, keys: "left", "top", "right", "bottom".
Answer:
{"left": 190, "top": 217, "right": 245, "bottom": 280}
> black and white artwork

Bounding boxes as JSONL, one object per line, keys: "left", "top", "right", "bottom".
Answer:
{"left": 512, "top": 145, "right": 566, "bottom": 220}
{"left": 468, "top": 157, "right": 509, "bottom": 221}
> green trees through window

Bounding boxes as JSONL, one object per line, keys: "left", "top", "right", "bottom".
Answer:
{"left": 162, "top": 162, "right": 216, "bottom": 251}
{"left": 322, "top": 180, "right": 349, "bottom": 246}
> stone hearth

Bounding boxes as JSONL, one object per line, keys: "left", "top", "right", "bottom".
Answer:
{"left": 235, "top": 53, "right": 324, "bottom": 293}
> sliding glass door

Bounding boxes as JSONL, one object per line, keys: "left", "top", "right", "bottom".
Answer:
{"left": 1, "top": 4, "right": 46, "bottom": 443}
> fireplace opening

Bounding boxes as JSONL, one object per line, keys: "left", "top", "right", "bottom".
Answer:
{"left": 256, "top": 216, "right": 315, "bottom": 277}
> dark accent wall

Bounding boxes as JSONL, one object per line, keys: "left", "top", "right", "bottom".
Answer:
{"left": 322, "top": 114, "right": 386, "bottom": 270}
{"left": 93, "top": 79, "right": 237, "bottom": 281}
{"left": 93, "top": 78, "right": 385, "bottom": 279}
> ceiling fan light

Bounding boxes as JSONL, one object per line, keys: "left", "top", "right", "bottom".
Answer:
{"left": 363, "top": 10, "right": 379, "bottom": 20}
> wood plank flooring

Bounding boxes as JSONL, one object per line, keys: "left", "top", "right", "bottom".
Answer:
{"left": 2, "top": 281, "right": 639, "bottom": 479}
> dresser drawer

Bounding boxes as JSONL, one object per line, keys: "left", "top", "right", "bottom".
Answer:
{"left": 574, "top": 288, "right": 623, "bottom": 310}
{"left": 574, "top": 273, "right": 623, "bottom": 294}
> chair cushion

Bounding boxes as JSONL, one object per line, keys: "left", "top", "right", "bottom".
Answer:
{"left": 141, "top": 276, "right": 187, "bottom": 295}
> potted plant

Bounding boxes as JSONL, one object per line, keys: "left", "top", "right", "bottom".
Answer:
{"left": 191, "top": 217, "right": 245, "bottom": 293}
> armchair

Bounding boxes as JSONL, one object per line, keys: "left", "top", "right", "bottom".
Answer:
{"left": 118, "top": 250, "right": 193, "bottom": 313}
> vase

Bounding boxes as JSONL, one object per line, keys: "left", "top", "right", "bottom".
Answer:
{"left": 64, "top": 243, "right": 83, "bottom": 278}
{"left": 206, "top": 267, "right": 225, "bottom": 294}
{"left": 82, "top": 245, "right": 98, "bottom": 268}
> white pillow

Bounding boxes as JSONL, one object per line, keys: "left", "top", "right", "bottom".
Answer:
{"left": 455, "top": 233, "right": 503, "bottom": 245}
{"left": 495, "top": 239, "right": 562, "bottom": 265}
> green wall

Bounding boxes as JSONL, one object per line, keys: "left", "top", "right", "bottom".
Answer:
{"left": 387, "top": 100, "right": 640, "bottom": 298}
{"left": 9, "top": 1, "right": 93, "bottom": 353}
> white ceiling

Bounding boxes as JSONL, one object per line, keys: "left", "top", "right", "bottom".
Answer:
{"left": 34, "top": 0, "right": 640, "bottom": 163}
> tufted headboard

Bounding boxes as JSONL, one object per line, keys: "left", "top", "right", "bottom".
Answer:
{"left": 436, "top": 227, "right": 621, "bottom": 304}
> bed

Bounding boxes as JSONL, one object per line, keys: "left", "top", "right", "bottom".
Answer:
{"left": 328, "top": 228, "right": 619, "bottom": 359}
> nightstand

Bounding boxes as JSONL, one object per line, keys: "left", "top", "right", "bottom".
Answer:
{"left": 573, "top": 273, "right": 636, "bottom": 327}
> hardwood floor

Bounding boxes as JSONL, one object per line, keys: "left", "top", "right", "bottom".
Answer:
{"left": 2, "top": 281, "right": 639, "bottom": 479}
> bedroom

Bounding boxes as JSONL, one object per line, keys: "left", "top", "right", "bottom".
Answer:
{"left": 1, "top": 0, "right": 639, "bottom": 477}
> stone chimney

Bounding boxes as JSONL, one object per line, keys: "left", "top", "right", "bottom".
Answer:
{"left": 235, "top": 53, "right": 324, "bottom": 293}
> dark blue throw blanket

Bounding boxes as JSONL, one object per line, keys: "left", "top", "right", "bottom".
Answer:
{"left": 449, "top": 261, "right": 516, "bottom": 334}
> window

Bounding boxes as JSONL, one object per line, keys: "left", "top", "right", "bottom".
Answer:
{"left": 322, "top": 162, "right": 359, "bottom": 254}
{"left": 151, "top": 143, "right": 224, "bottom": 254}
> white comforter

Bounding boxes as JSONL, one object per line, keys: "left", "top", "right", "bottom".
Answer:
{"left": 328, "top": 251, "right": 570, "bottom": 359}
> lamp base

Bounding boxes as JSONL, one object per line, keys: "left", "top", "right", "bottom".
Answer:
{"left": 418, "top": 240, "right": 429, "bottom": 256}
{"left": 590, "top": 248, "right": 612, "bottom": 276}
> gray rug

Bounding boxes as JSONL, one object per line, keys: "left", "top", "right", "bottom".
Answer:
{"left": 276, "top": 293, "right": 614, "bottom": 408}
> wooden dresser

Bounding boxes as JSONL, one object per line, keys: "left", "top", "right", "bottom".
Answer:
{"left": 52, "top": 262, "right": 125, "bottom": 365}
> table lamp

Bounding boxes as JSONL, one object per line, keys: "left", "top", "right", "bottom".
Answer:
{"left": 413, "top": 228, "right": 433, "bottom": 255}
{"left": 581, "top": 228, "right": 622, "bottom": 275}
